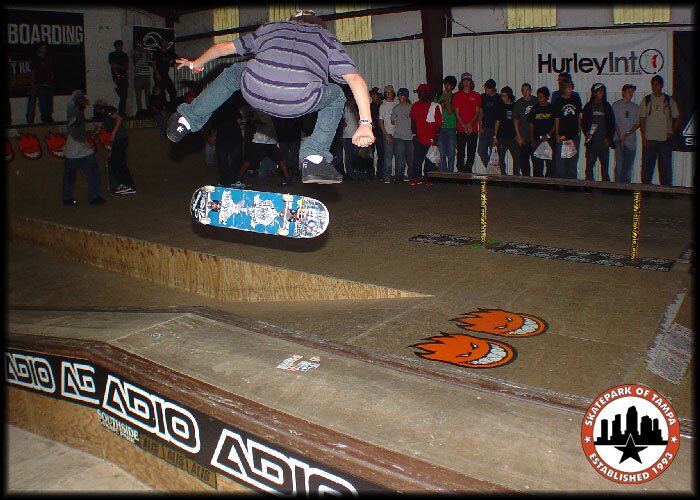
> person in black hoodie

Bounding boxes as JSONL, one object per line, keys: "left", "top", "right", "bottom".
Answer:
{"left": 582, "top": 82, "right": 616, "bottom": 182}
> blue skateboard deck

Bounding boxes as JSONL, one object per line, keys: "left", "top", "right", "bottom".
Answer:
{"left": 190, "top": 185, "right": 329, "bottom": 238}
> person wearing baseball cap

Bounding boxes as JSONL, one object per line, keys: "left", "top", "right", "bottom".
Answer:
{"left": 165, "top": 8, "right": 376, "bottom": 185}
{"left": 582, "top": 82, "right": 616, "bottom": 183}
{"left": 612, "top": 83, "right": 640, "bottom": 183}
{"left": 478, "top": 78, "right": 500, "bottom": 169}
{"left": 409, "top": 83, "right": 442, "bottom": 185}
{"left": 378, "top": 84, "right": 398, "bottom": 182}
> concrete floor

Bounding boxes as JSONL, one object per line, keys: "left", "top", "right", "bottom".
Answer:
{"left": 5, "top": 424, "right": 152, "bottom": 492}
{"left": 5, "top": 124, "right": 695, "bottom": 492}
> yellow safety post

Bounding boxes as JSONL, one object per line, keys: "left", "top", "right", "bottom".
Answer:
{"left": 480, "top": 178, "right": 488, "bottom": 245}
{"left": 630, "top": 191, "right": 642, "bottom": 261}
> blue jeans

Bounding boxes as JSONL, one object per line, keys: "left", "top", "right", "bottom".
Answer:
{"left": 383, "top": 136, "right": 395, "bottom": 177}
{"left": 584, "top": 142, "right": 611, "bottom": 181}
{"left": 554, "top": 136, "right": 580, "bottom": 179}
{"left": 614, "top": 145, "right": 636, "bottom": 183}
{"left": 392, "top": 138, "right": 413, "bottom": 180}
{"left": 63, "top": 154, "right": 102, "bottom": 201}
{"left": 642, "top": 139, "right": 673, "bottom": 185}
{"left": 477, "top": 128, "right": 494, "bottom": 169}
{"left": 412, "top": 140, "right": 436, "bottom": 180}
{"left": 532, "top": 139, "right": 554, "bottom": 177}
{"left": 343, "top": 138, "right": 359, "bottom": 179}
{"left": 177, "top": 61, "right": 345, "bottom": 165}
{"left": 438, "top": 128, "right": 456, "bottom": 172}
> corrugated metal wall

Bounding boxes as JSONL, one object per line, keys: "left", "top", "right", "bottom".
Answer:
{"left": 344, "top": 38, "right": 426, "bottom": 95}
{"left": 442, "top": 28, "right": 694, "bottom": 186}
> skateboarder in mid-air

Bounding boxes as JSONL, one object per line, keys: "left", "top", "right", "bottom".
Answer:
{"left": 168, "top": 9, "right": 375, "bottom": 184}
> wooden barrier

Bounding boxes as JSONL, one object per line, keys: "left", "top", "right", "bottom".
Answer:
{"left": 6, "top": 332, "right": 508, "bottom": 493}
{"left": 427, "top": 172, "right": 693, "bottom": 259}
{"left": 10, "top": 216, "right": 429, "bottom": 302}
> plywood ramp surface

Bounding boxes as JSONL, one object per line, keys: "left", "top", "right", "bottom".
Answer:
{"left": 10, "top": 216, "right": 429, "bottom": 302}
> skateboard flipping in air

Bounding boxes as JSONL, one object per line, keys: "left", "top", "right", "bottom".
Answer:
{"left": 190, "top": 186, "right": 329, "bottom": 238}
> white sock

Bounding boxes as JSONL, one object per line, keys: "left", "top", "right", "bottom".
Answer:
{"left": 177, "top": 116, "right": 191, "bottom": 130}
{"left": 305, "top": 154, "right": 323, "bottom": 164}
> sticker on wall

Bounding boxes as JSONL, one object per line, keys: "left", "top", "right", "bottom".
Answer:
{"left": 451, "top": 308, "right": 548, "bottom": 338}
{"left": 45, "top": 132, "right": 67, "bottom": 158}
{"left": 16, "top": 133, "right": 42, "bottom": 160}
{"left": 411, "top": 332, "right": 516, "bottom": 369}
{"left": 276, "top": 354, "right": 321, "bottom": 372}
{"left": 97, "top": 128, "right": 113, "bottom": 151}
{"left": 4, "top": 138, "right": 14, "bottom": 162}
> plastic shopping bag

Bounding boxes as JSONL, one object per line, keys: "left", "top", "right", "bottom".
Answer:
{"left": 560, "top": 139, "right": 577, "bottom": 159}
{"left": 533, "top": 140, "right": 553, "bottom": 160}
{"left": 487, "top": 147, "right": 501, "bottom": 174}
{"left": 426, "top": 145, "right": 441, "bottom": 165}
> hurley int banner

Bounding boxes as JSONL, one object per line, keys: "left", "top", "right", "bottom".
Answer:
{"left": 534, "top": 31, "right": 669, "bottom": 94}
{"left": 4, "top": 9, "right": 86, "bottom": 98}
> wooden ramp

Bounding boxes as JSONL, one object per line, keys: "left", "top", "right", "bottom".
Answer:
{"left": 10, "top": 216, "right": 429, "bottom": 302}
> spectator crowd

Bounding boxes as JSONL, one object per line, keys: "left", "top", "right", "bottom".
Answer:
{"left": 195, "top": 70, "right": 682, "bottom": 188}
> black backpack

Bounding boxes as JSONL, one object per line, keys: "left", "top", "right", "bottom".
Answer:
{"left": 643, "top": 93, "right": 672, "bottom": 116}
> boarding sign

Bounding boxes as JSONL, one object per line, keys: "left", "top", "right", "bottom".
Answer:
{"left": 3, "top": 9, "right": 86, "bottom": 97}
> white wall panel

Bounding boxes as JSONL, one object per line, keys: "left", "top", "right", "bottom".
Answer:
{"left": 344, "top": 38, "right": 425, "bottom": 94}
{"left": 443, "top": 28, "right": 695, "bottom": 186}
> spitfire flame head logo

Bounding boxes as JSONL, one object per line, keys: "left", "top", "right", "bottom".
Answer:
{"left": 98, "top": 128, "right": 112, "bottom": 151}
{"left": 411, "top": 332, "right": 516, "bottom": 369}
{"left": 16, "top": 133, "right": 42, "bottom": 160}
{"left": 45, "top": 132, "right": 67, "bottom": 158}
{"left": 451, "top": 308, "right": 548, "bottom": 337}
{"left": 4, "top": 138, "right": 14, "bottom": 162}
{"left": 87, "top": 136, "right": 97, "bottom": 152}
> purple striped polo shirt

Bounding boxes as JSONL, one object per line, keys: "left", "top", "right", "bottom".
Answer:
{"left": 233, "top": 20, "right": 358, "bottom": 118}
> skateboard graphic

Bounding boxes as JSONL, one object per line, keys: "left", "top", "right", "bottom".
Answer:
{"left": 190, "top": 185, "right": 329, "bottom": 238}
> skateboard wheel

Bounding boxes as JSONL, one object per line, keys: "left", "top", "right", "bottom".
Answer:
{"left": 282, "top": 194, "right": 293, "bottom": 202}
{"left": 203, "top": 185, "right": 216, "bottom": 193}
{"left": 277, "top": 228, "right": 289, "bottom": 236}
{"left": 200, "top": 217, "right": 211, "bottom": 225}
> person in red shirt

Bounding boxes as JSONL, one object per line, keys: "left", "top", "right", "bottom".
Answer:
{"left": 452, "top": 72, "right": 481, "bottom": 173}
{"left": 409, "top": 83, "right": 442, "bottom": 186}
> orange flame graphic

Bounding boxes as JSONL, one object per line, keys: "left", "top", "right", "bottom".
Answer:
{"left": 45, "top": 132, "right": 67, "bottom": 158}
{"left": 98, "top": 128, "right": 112, "bottom": 150}
{"left": 451, "top": 309, "right": 547, "bottom": 337}
{"left": 411, "top": 332, "right": 516, "bottom": 369}
{"left": 16, "top": 133, "right": 42, "bottom": 160}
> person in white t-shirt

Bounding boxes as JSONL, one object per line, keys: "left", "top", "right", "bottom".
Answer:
{"left": 62, "top": 90, "right": 105, "bottom": 205}
{"left": 378, "top": 85, "right": 399, "bottom": 182}
{"left": 234, "top": 109, "right": 292, "bottom": 187}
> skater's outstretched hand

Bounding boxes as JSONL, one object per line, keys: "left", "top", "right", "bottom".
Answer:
{"left": 176, "top": 58, "right": 203, "bottom": 72}
{"left": 352, "top": 124, "right": 375, "bottom": 148}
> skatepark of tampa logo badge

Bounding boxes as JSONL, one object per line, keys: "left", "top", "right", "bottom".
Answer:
{"left": 581, "top": 384, "right": 680, "bottom": 484}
